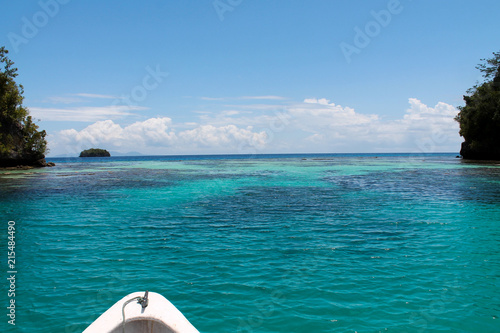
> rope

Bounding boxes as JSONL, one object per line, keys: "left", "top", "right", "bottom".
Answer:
{"left": 121, "top": 291, "right": 149, "bottom": 333}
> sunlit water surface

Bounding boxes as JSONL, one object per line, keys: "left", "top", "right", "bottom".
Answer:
{"left": 0, "top": 154, "right": 499, "bottom": 332}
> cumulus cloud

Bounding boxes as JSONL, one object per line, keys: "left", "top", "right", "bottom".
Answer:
{"left": 292, "top": 98, "right": 378, "bottom": 131}
{"left": 124, "top": 118, "right": 177, "bottom": 145}
{"left": 303, "top": 98, "right": 333, "bottom": 105}
{"left": 179, "top": 125, "right": 267, "bottom": 150}
{"left": 290, "top": 97, "right": 460, "bottom": 152}
{"left": 54, "top": 118, "right": 176, "bottom": 155}
{"left": 48, "top": 97, "right": 461, "bottom": 156}
{"left": 52, "top": 117, "right": 267, "bottom": 156}
{"left": 403, "top": 98, "right": 458, "bottom": 129}
{"left": 397, "top": 98, "right": 460, "bottom": 152}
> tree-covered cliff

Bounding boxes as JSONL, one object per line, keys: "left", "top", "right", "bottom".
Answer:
{"left": 456, "top": 51, "right": 500, "bottom": 160}
{"left": 0, "top": 47, "right": 49, "bottom": 167}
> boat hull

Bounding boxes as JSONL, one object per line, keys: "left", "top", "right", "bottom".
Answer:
{"left": 83, "top": 291, "right": 199, "bottom": 333}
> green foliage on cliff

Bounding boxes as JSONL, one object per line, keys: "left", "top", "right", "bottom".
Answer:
{"left": 79, "top": 148, "right": 111, "bottom": 157}
{"left": 455, "top": 51, "right": 500, "bottom": 159}
{"left": 0, "top": 46, "right": 48, "bottom": 165}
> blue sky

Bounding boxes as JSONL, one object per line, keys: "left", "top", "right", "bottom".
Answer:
{"left": 1, "top": 0, "right": 499, "bottom": 156}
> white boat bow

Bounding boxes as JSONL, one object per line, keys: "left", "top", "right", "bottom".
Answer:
{"left": 83, "top": 291, "right": 199, "bottom": 333}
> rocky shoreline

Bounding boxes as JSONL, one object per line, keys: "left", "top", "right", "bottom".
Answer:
{"left": 460, "top": 141, "right": 500, "bottom": 161}
{"left": 0, "top": 158, "right": 55, "bottom": 169}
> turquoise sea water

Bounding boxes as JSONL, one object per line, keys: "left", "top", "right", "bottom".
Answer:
{"left": 0, "top": 153, "right": 499, "bottom": 333}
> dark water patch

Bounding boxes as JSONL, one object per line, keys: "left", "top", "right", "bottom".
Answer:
{"left": 324, "top": 167, "right": 500, "bottom": 205}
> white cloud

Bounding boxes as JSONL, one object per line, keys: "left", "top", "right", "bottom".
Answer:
{"left": 74, "top": 93, "right": 118, "bottom": 99}
{"left": 220, "top": 110, "right": 242, "bottom": 116}
{"left": 29, "top": 105, "right": 147, "bottom": 122}
{"left": 51, "top": 117, "right": 267, "bottom": 156}
{"left": 47, "top": 97, "right": 462, "bottom": 156}
{"left": 42, "top": 93, "right": 120, "bottom": 105}
{"left": 58, "top": 117, "right": 174, "bottom": 148}
{"left": 290, "top": 97, "right": 460, "bottom": 152}
{"left": 200, "top": 95, "right": 286, "bottom": 101}
{"left": 59, "top": 120, "right": 124, "bottom": 147}
{"left": 200, "top": 97, "right": 225, "bottom": 101}
{"left": 403, "top": 98, "right": 458, "bottom": 129}
{"left": 239, "top": 95, "right": 287, "bottom": 100}
{"left": 397, "top": 98, "right": 460, "bottom": 152}
{"left": 179, "top": 125, "right": 267, "bottom": 149}
{"left": 303, "top": 97, "right": 332, "bottom": 105}
{"left": 43, "top": 96, "right": 85, "bottom": 104}
{"left": 124, "top": 117, "right": 177, "bottom": 145}
{"left": 292, "top": 98, "right": 378, "bottom": 129}
{"left": 305, "top": 133, "right": 325, "bottom": 143}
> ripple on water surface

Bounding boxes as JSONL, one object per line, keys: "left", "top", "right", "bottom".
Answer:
{"left": 0, "top": 154, "right": 499, "bottom": 332}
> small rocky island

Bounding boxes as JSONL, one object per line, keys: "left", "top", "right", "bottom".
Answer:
{"left": 79, "top": 148, "right": 111, "bottom": 157}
